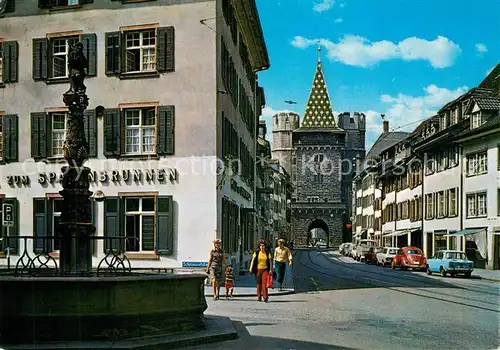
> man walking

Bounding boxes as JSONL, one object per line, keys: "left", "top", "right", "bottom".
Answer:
{"left": 273, "top": 239, "right": 292, "bottom": 291}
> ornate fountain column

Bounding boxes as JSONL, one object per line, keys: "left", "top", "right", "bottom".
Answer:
{"left": 59, "top": 42, "right": 95, "bottom": 275}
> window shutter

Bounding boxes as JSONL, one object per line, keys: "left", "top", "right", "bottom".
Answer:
{"left": 5, "top": 0, "right": 15, "bottom": 12}
{"left": 3, "top": 114, "right": 18, "bottom": 163}
{"left": 83, "top": 109, "right": 97, "bottom": 157}
{"left": 157, "top": 105, "right": 175, "bottom": 155}
{"left": 32, "top": 38, "right": 48, "bottom": 80}
{"left": 81, "top": 33, "right": 97, "bottom": 77}
{"left": 103, "top": 108, "right": 121, "bottom": 157}
{"left": 33, "top": 198, "right": 48, "bottom": 254}
{"left": 105, "top": 32, "right": 121, "bottom": 75}
{"left": 1, "top": 198, "right": 19, "bottom": 255}
{"left": 155, "top": 196, "right": 173, "bottom": 256}
{"left": 104, "top": 197, "right": 122, "bottom": 253}
{"left": 30, "top": 112, "right": 48, "bottom": 159}
{"left": 157, "top": 26, "right": 175, "bottom": 72}
{"left": 2, "top": 41, "right": 19, "bottom": 83}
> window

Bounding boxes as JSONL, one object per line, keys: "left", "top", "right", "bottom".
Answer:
{"left": 425, "top": 193, "right": 433, "bottom": 219}
{"left": 425, "top": 154, "right": 435, "bottom": 175}
{"left": 0, "top": 114, "right": 19, "bottom": 162}
{"left": 104, "top": 196, "right": 174, "bottom": 255}
{"left": 33, "top": 34, "right": 97, "bottom": 81}
{"left": 450, "top": 109, "right": 458, "bottom": 125}
{"left": 467, "top": 152, "right": 487, "bottom": 176}
{"left": 52, "top": 36, "right": 79, "bottom": 78}
{"left": 313, "top": 154, "right": 324, "bottom": 184}
{"left": 105, "top": 26, "right": 174, "bottom": 78}
{"left": 437, "top": 191, "right": 446, "bottom": 218}
{"left": 0, "top": 41, "right": 19, "bottom": 85}
{"left": 449, "top": 146, "right": 459, "bottom": 167}
{"left": 51, "top": 113, "right": 67, "bottom": 157}
{"left": 38, "top": 0, "right": 89, "bottom": 9}
{"left": 124, "top": 108, "right": 156, "bottom": 154}
{"left": 467, "top": 192, "right": 487, "bottom": 218}
{"left": 471, "top": 112, "right": 483, "bottom": 129}
{"left": 448, "top": 188, "right": 457, "bottom": 217}
{"left": 31, "top": 110, "right": 96, "bottom": 159}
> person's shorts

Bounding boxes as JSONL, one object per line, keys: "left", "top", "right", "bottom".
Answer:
{"left": 225, "top": 281, "right": 234, "bottom": 289}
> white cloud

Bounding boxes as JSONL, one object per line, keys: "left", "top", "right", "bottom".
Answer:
{"left": 334, "top": 18, "right": 343, "bottom": 23}
{"left": 339, "top": 2, "right": 345, "bottom": 7}
{"left": 475, "top": 43, "right": 488, "bottom": 54}
{"left": 363, "top": 84, "right": 468, "bottom": 149}
{"left": 290, "top": 34, "right": 461, "bottom": 68}
{"left": 313, "top": 0, "right": 334, "bottom": 13}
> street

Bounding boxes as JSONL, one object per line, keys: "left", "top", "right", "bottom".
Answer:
{"left": 188, "top": 249, "right": 500, "bottom": 350}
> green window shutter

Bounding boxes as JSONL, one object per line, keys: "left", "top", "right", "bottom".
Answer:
{"left": 155, "top": 196, "right": 173, "bottom": 256}
{"left": 105, "top": 32, "right": 121, "bottom": 75}
{"left": 81, "top": 33, "right": 97, "bottom": 77}
{"left": 157, "top": 105, "right": 175, "bottom": 155}
{"left": 157, "top": 26, "right": 175, "bottom": 72}
{"left": 2, "top": 41, "right": 19, "bottom": 83}
{"left": 30, "top": 112, "right": 48, "bottom": 159}
{"left": 32, "top": 38, "right": 48, "bottom": 81}
{"left": 1, "top": 198, "right": 19, "bottom": 255}
{"left": 33, "top": 198, "right": 48, "bottom": 254}
{"left": 83, "top": 109, "right": 97, "bottom": 157}
{"left": 103, "top": 108, "right": 121, "bottom": 157}
{"left": 5, "top": 0, "right": 15, "bottom": 12}
{"left": 3, "top": 114, "right": 18, "bottom": 163}
{"left": 104, "top": 197, "right": 122, "bottom": 253}
{"left": 142, "top": 216, "right": 155, "bottom": 252}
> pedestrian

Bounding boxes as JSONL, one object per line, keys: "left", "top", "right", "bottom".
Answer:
{"left": 249, "top": 239, "right": 273, "bottom": 302}
{"left": 274, "top": 238, "right": 292, "bottom": 291}
{"left": 206, "top": 238, "right": 226, "bottom": 301}
{"left": 224, "top": 265, "right": 234, "bottom": 298}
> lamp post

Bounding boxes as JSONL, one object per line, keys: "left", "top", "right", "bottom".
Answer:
{"left": 58, "top": 42, "right": 96, "bottom": 276}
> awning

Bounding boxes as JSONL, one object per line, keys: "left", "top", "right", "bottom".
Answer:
{"left": 384, "top": 228, "right": 418, "bottom": 238}
{"left": 444, "top": 228, "right": 485, "bottom": 237}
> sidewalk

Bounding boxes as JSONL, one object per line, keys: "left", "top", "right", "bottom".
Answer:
{"left": 204, "top": 266, "right": 295, "bottom": 298}
{"left": 472, "top": 268, "right": 500, "bottom": 282}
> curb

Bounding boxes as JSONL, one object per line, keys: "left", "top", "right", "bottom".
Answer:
{"left": 205, "top": 289, "right": 295, "bottom": 298}
{"left": 478, "top": 276, "right": 500, "bottom": 282}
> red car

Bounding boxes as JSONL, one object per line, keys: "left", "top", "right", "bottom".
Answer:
{"left": 391, "top": 246, "right": 427, "bottom": 271}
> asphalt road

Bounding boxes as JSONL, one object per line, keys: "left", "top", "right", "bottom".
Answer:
{"left": 187, "top": 249, "right": 500, "bottom": 350}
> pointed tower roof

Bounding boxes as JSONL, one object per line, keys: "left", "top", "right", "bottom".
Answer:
{"left": 300, "top": 44, "right": 338, "bottom": 129}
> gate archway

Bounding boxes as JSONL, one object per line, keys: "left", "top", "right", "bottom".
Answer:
{"left": 307, "top": 219, "right": 329, "bottom": 248}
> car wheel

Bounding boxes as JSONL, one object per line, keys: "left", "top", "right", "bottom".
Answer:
{"left": 426, "top": 266, "right": 432, "bottom": 275}
{"left": 464, "top": 271, "right": 472, "bottom": 278}
{"left": 440, "top": 267, "right": 447, "bottom": 277}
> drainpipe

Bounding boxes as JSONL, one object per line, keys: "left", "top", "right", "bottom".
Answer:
{"left": 459, "top": 144, "right": 464, "bottom": 252}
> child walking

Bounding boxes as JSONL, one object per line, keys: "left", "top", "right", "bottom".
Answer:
{"left": 225, "top": 265, "right": 235, "bottom": 298}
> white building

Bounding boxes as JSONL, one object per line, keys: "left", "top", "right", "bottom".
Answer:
{"left": 0, "top": 0, "right": 269, "bottom": 272}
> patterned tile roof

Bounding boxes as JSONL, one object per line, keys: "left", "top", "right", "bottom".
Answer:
{"left": 300, "top": 55, "right": 338, "bottom": 129}
{"left": 473, "top": 97, "right": 500, "bottom": 110}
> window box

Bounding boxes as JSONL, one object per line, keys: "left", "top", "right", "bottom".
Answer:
{"left": 103, "top": 105, "right": 174, "bottom": 158}
{"left": 0, "top": 41, "right": 19, "bottom": 85}
{"left": 30, "top": 110, "right": 97, "bottom": 160}
{"left": 0, "top": 114, "right": 19, "bottom": 163}
{"left": 105, "top": 26, "right": 174, "bottom": 79}
{"left": 33, "top": 33, "right": 97, "bottom": 82}
{"left": 104, "top": 195, "right": 174, "bottom": 256}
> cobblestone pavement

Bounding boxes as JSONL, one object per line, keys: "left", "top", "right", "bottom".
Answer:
{"left": 185, "top": 249, "right": 500, "bottom": 350}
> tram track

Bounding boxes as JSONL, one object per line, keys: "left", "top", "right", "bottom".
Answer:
{"left": 295, "top": 249, "right": 500, "bottom": 313}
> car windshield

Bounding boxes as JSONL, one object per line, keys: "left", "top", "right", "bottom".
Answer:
{"left": 445, "top": 252, "right": 467, "bottom": 260}
{"left": 375, "top": 247, "right": 383, "bottom": 253}
{"left": 388, "top": 249, "right": 397, "bottom": 254}
{"left": 407, "top": 249, "right": 422, "bottom": 255}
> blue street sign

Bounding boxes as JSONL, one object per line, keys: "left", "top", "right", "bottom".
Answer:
{"left": 182, "top": 261, "right": 208, "bottom": 268}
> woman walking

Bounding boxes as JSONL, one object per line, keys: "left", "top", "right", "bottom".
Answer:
{"left": 249, "top": 240, "right": 273, "bottom": 302}
{"left": 206, "top": 239, "right": 226, "bottom": 300}
{"left": 274, "top": 238, "right": 292, "bottom": 291}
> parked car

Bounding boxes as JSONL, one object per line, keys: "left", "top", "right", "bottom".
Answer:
{"left": 376, "top": 247, "right": 398, "bottom": 267}
{"left": 355, "top": 239, "right": 377, "bottom": 262}
{"left": 391, "top": 246, "right": 427, "bottom": 271}
{"left": 344, "top": 243, "right": 355, "bottom": 257}
{"left": 365, "top": 247, "right": 383, "bottom": 264}
{"left": 426, "top": 250, "right": 474, "bottom": 277}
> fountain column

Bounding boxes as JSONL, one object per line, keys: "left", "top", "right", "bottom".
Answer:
{"left": 58, "top": 42, "right": 95, "bottom": 276}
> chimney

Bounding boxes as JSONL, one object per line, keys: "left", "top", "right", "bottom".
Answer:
{"left": 382, "top": 119, "right": 389, "bottom": 133}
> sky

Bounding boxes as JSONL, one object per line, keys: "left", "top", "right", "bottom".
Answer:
{"left": 255, "top": 0, "right": 500, "bottom": 149}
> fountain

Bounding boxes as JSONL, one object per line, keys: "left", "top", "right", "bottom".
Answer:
{"left": 0, "top": 42, "right": 236, "bottom": 348}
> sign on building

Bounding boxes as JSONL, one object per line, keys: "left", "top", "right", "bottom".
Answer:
{"left": 2, "top": 203, "right": 14, "bottom": 227}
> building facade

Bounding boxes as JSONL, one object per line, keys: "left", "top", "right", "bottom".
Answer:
{"left": 271, "top": 111, "right": 300, "bottom": 179}
{"left": 290, "top": 53, "right": 366, "bottom": 248}
{"left": 351, "top": 64, "right": 500, "bottom": 269}
{"left": 0, "top": 0, "right": 269, "bottom": 272}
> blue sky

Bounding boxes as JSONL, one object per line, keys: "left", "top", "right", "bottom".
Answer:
{"left": 256, "top": 0, "right": 500, "bottom": 149}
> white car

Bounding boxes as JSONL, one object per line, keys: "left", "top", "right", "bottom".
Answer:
{"left": 355, "top": 239, "right": 377, "bottom": 262}
{"left": 376, "top": 247, "right": 398, "bottom": 267}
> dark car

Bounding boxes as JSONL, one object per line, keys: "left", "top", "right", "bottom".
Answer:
{"left": 365, "top": 247, "right": 383, "bottom": 264}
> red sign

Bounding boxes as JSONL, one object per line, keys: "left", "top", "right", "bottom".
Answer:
{"left": 346, "top": 224, "right": 352, "bottom": 229}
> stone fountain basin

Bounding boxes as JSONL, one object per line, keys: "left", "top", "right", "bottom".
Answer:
{"left": 0, "top": 273, "right": 208, "bottom": 344}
